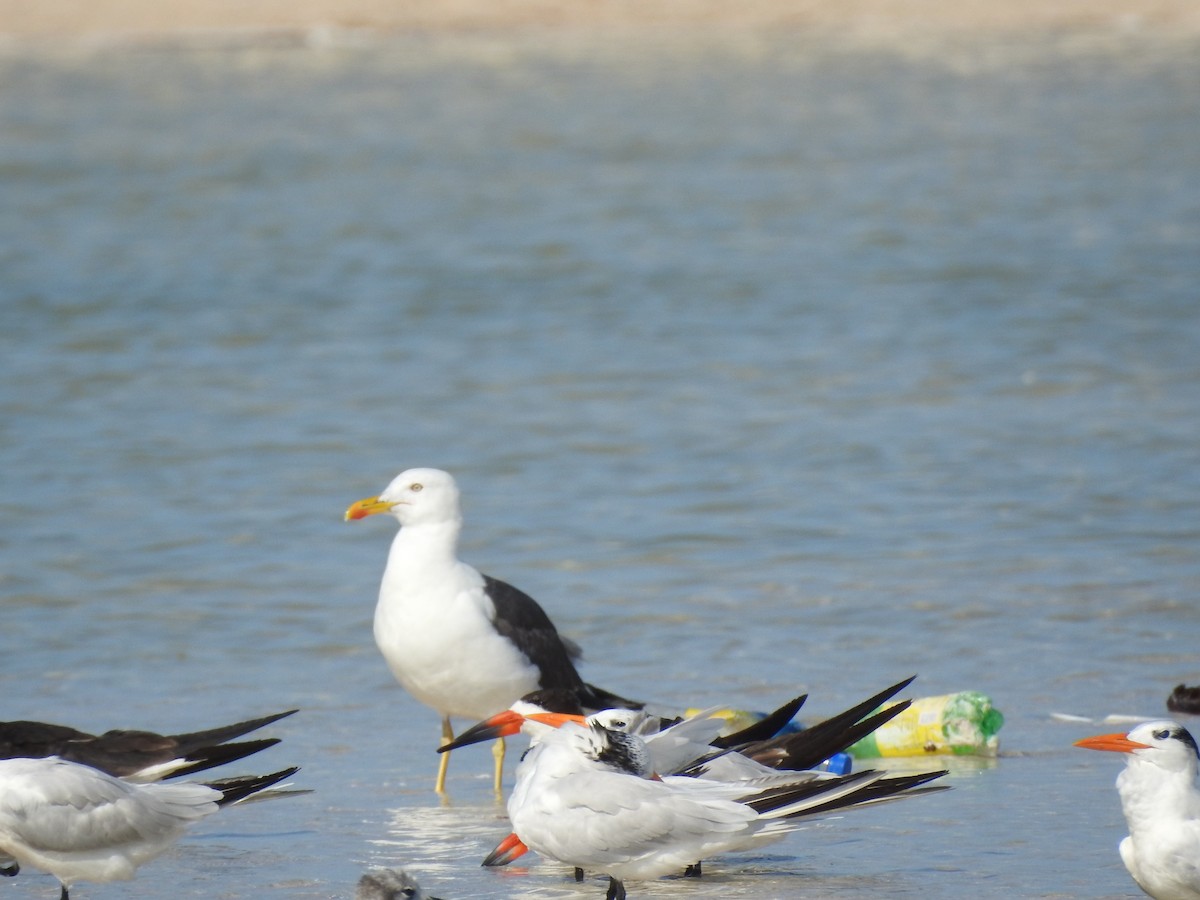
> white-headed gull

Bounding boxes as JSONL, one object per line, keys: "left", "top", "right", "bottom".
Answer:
{"left": 346, "top": 467, "right": 637, "bottom": 793}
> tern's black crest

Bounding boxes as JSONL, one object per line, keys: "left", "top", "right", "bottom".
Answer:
{"left": 1170, "top": 725, "right": 1200, "bottom": 759}
{"left": 592, "top": 725, "right": 651, "bottom": 777}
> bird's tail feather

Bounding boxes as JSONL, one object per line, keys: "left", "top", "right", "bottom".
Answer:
{"left": 207, "top": 767, "right": 301, "bottom": 806}
{"left": 737, "top": 676, "right": 916, "bottom": 772}
{"left": 128, "top": 737, "right": 284, "bottom": 782}
{"left": 746, "top": 767, "right": 948, "bottom": 822}
{"left": 166, "top": 709, "right": 298, "bottom": 754}
{"left": 711, "top": 694, "right": 808, "bottom": 749}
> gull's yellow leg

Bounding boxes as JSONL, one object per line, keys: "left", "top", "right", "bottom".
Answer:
{"left": 491, "top": 736, "right": 506, "bottom": 796}
{"left": 435, "top": 717, "right": 453, "bottom": 794}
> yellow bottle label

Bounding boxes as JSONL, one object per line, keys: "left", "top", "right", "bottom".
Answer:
{"left": 871, "top": 696, "right": 956, "bottom": 755}
{"left": 849, "top": 691, "right": 1003, "bottom": 758}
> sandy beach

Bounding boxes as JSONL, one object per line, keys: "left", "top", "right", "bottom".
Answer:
{"left": 2, "top": 0, "right": 1199, "bottom": 41}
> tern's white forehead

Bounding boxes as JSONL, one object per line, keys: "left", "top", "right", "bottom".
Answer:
{"left": 1129, "top": 720, "right": 1200, "bottom": 761}
{"left": 588, "top": 709, "right": 651, "bottom": 734}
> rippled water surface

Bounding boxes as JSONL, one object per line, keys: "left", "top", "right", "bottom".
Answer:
{"left": 1, "top": 26, "right": 1198, "bottom": 899}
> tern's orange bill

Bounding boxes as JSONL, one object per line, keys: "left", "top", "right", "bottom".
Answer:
{"left": 1074, "top": 732, "right": 1152, "bottom": 753}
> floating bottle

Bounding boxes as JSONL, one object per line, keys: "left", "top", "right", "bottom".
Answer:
{"left": 848, "top": 691, "right": 1003, "bottom": 758}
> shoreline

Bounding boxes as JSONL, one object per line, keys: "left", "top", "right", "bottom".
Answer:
{"left": 3, "top": 0, "right": 1200, "bottom": 42}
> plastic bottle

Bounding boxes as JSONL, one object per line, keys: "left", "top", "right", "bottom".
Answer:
{"left": 847, "top": 691, "right": 1004, "bottom": 758}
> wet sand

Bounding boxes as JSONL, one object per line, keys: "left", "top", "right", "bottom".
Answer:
{"left": 2, "top": 0, "right": 1199, "bottom": 41}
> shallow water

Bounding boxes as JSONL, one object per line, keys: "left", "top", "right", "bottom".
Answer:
{"left": 1, "top": 25, "right": 1198, "bottom": 899}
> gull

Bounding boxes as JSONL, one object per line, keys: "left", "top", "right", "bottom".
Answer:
{"left": 345, "top": 467, "right": 637, "bottom": 794}
{"left": 503, "top": 716, "right": 946, "bottom": 899}
{"left": 0, "top": 709, "right": 297, "bottom": 782}
{"left": 0, "top": 758, "right": 299, "bottom": 900}
{"left": 1075, "top": 719, "right": 1200, "bottom": 900}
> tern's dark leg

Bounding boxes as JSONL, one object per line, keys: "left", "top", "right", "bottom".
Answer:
{"left": 574, "top": 867, "right": 584, "bottom": 882}
{"left": 684, "top": 861, "right": 702, "bottom": 877}
{"left": 605, "top": 877, "right": 626, "bottom": 900}
{"left": 0, "top": 862, "right": 17, "bottom": 877}
{"left": 59, "top": 886, "right": 70, "bottom": 900}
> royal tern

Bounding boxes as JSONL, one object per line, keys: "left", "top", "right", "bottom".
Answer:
{"left": 345, "top": 467, "right": 637, "bottom": 793}
{"left": 0, "top": 709, "right": 297, "bottom": 782}
{"left": 356, "top": 867, "right": 443, "bottom": 900}
{"left": 447, "top": 690, "right": 813, "bottom": 870}
{"left": 503, "top": 716, "right": 945, "bottom": 899}
{"left": 0, "top": 758, "right": 299, "bottom": 899}
{"left": 1075, "top": 720, "right": 1200, "bottom": 900}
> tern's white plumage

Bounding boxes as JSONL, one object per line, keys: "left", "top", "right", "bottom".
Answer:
{"left": 1076, "top": 719, "right": 1200, "bottom": 900}
{"left": 446, "top": 677, "right": 943, "bottom": 877}
{"left": 0, "top": 757, "right": 295, "bottom": 900}
{"left": 346, "top": 467, "right": 635, "bottom": 794}
{"left": 505, "top": 716, "right": 945, "bottom": 899}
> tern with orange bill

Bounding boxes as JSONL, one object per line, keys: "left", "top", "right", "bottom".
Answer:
{"left": 345, "top": 467, "right": 638, "bottom": 794}
{"left": 494, "top": 709, "right": 946, "bottom": 899}
{"left": 442, "top": 677, "right": 944, "bottom": 882}
{"left": 1075, "top": 719, "right": 1200, "bottom": 900}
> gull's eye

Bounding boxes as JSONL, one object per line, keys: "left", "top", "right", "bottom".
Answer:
{"left": 410, "top": 483, "right": 423, "bottom": 492}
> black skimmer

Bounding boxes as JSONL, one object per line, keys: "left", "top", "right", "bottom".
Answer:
{"left": 345, "top": 467, "right": 637, "bottom": 793}
{"left": 443, "top": 676, "right": 914, "bottom": 778}
{"left": 0, "top": 709, "right": 296, "bottom": 782}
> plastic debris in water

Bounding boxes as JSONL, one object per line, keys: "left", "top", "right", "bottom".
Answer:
{"left": 847, "top": 691, "right": 1004, "bottom": 757}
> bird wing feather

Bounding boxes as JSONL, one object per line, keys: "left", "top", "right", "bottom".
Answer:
{"left": 0, "top": 758, "right": 218, "bottom": 853}
{"left": 483, "top": 574, "right": 584, "bottom": 688}
{"left": 514, "top": 764, "right": 758, "bottom": 874}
